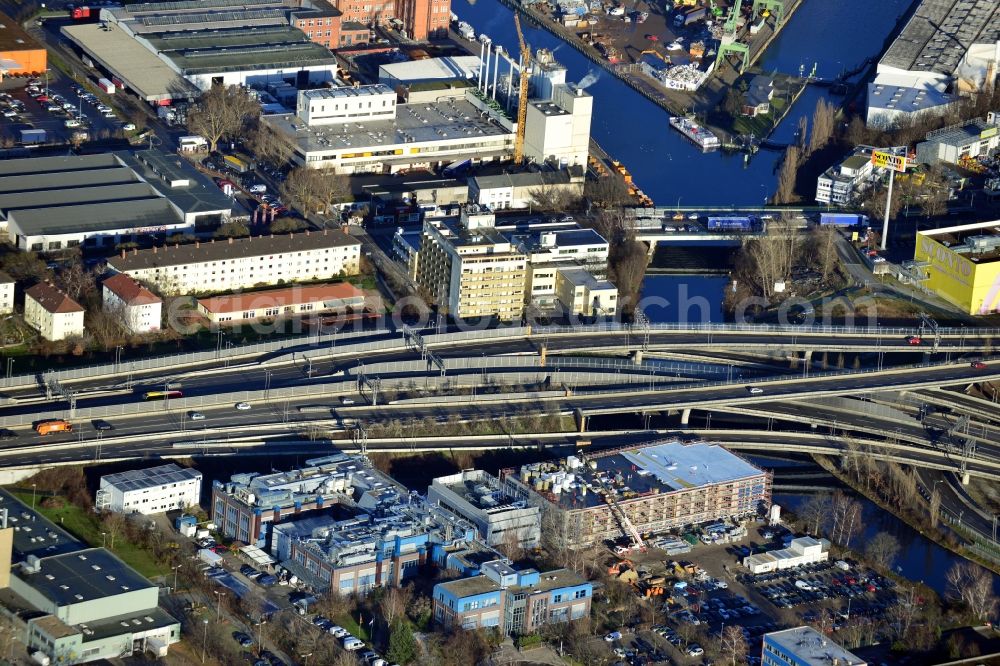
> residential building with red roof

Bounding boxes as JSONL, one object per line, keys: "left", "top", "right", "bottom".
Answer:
{"left": 24, "top": 282, "right": 85, "bottom": 341}
{"left": 196, "top": 282, "right": 365, "bottom": 324}
{"left": 102, "top": 273, "right": 162, "bottom": 334}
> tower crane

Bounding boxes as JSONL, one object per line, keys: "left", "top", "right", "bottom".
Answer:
{"left": 513, "top": 13, "right": 531, "bottom": 166}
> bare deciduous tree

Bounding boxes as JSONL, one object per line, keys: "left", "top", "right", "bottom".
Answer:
{"left": 799, "top": 492, "right": 831, "bottom": 536}
{"left": 738, "top": 215, "right": 801, "bottom": 299}
{"left": 280, "top": 166, "right": 350, "bottom": 216}
{"left": 774, "top": 145, "right": 801, "bottom": 204}
{"left": 247, "top": 122, "right": 292, "bottom": 169}
{"left": 864, "top": 531, "right": 900, "bottom": 571}
{"left": 186, "top": 84, "right": 261, "bottom": 152}
{"left": 830, "top": 491, "right": 862, "bottom": 548}
{"left": 811, "top": 224, "right": 839, "bottom": 282}
{"left": 946, "top": 562, "right": 998, "bottom": 622}
{"left": 717, "top": 625, "right": 748, "bottom": 666}
{"left": 929, "top": 487, "right": 941, "bottom": 528}
{"left": 808, "top": 98, "right": 837, "bottom": 154}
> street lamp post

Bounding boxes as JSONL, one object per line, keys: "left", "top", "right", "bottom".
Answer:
{"left": 101, "top": 532, "right": 107, "bottom": 548}
{"left": 172, "top": 564, "right": 181, "bottom": 592}
{"left": 214, "top": 591, "right": 225, "bottom": 619}
{"left": 201, "top": 619, "right": 209, "bottom": 664}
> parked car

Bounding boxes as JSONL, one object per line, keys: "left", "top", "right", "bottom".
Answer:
{"left": 605, "top": 631, "right": 622, "bottom": 642}
{"left": 342, "top": 636, "right": 365, "bottom": 651}
{"left": 232, "top": 631, "right": 253, "bottom": 648}
{"left": 249, "top": 183, "right": 267, "bottom": 194}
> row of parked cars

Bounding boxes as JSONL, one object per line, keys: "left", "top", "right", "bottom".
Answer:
{"left": 747, "top": 565, "right": 895, "bottom": 609}
{"left": 231, "top": 631, "right": 286, "bottom": 666}
{"left": 240, "top": 563, "right": 279, "bottom": 587}
{"left": 649, "top": 625, "right": 703, "bottom": 657}
{"left": 308, "top": 615, "right": 400, "bottom": 665}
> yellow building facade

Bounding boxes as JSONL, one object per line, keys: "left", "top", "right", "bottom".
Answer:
{"left": 915, "top": 222, "right": 1000, "bottom": 315}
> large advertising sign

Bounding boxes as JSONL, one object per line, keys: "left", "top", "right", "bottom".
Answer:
{"left": 871, "top": 151, "right": 909, "bottom": 173}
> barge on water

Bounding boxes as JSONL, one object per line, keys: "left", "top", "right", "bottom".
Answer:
{"left": 669, "top": 116, "right": 719, "bottom": 150}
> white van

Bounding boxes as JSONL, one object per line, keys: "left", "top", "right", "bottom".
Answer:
{"left": 342, "top": 636, "right": 365, "bottom": 651}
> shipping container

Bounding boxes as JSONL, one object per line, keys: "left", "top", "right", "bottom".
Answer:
{"left": 97, "top": 77, "right": 116, "bottom": 94}
{"left": 706, "top": 216, "right": 752, "bottom": 230}
{"left": 71, "top": 6, "right": 91, "bottom": 20}
{"left": 20, "top": 128, "right": 46, "bottom": 145}
{"left": 819, "top": 212, "right": 868, "bottom": 227}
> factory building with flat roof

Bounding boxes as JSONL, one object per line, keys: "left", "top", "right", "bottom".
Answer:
{"left": 914, "top": 220, "right": 1000, "bottom": 314}
{"left": 61, "top": 0, "right": 338, "bottom": 102}
{"left": 0, "top": 151, "right": 237, "bottom": 252}
{"left": 869, "top": 0, "right": 1000, "bottom": 127}
{"left": 503, "top": 441, "right": 772, "bottom": 549}
{"left": 428, "top": 470, "right": 541, "bottom": 548}
{"left": 0, "top": 489, "right": 180, "bottom": 664}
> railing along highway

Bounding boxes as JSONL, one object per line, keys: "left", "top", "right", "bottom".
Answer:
{"left": 3, "top": 321, "right": 996, "bottom": 391}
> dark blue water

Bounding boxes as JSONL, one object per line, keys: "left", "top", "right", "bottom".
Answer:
{"left": 640, "top": 274, "right": 728, "bottom": 323}
{"left": 452, "top": 0, "right": 912, "bottom": 205}
{"left": 776, "top": 492, "right": 1000, "bottom": 598}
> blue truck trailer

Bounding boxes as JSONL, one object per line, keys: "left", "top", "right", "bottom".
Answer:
{"left": 819, "top": 212, "right": 869, "bottom": 226}
{"left": 707, "top": 216, "right": 753, "bottom": 231}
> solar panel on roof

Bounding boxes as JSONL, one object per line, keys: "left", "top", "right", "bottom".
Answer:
{"left": 140, "top": 8, "right": 284, "bottom": 26}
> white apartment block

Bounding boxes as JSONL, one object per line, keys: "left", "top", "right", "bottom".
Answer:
{"left": 0, "top": 272, "right": 14, "bottom": 315}
{"left": 102, "top": 273, "right": 162, "bottom": 334}
{"left": 24, "top": 281, "right": 85, "bottom": 341}
{"left": 96, "top": 464, "right": 203, "bottom": 515}
{"left": 555, "top": 268, "right": 617, "bottom": 316}
{"left": 815, "top": 150, "right": 875, "bottom": 205}
{"left": 296, "top": 85, "right": 397, "bottom": 126}
{"left": 106, "top": 230, "right": 361, "bottom": 296}
{"left": 416, "top": 207, "right": 527, "bottom": 321}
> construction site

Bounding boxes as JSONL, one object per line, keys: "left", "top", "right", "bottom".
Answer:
{"left": 512, "top": 0, "right": 796, "bottom": 101}
{"left": 501, "top": 440, "right": 772, "bottom": 550}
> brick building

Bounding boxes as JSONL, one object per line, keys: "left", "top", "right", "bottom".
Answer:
{"left": 504, "top": 441, "right": 772, "bottom": 549}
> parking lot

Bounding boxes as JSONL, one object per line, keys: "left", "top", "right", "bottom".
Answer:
{"left": 595, "top": 523, "right": 903, "bottom": 666}
{"left": 0, "top": 68, "right": 132, "bottom": 146}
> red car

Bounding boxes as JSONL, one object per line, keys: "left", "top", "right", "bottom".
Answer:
{"left": 34, "top": 95, "right": 49, "bottom": 103}
{"left": 906, "top": 335, "right": 922, "bottom": 345}
{"left": 972, "top": 361, "right": 988, "bottom": 369}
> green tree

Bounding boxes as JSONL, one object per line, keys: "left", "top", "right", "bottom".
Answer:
{"left": 386, "top": 619, "right": 417, "bottom": 665}
{"left": 215, "top": 220, "right": 251, "bottom": 238}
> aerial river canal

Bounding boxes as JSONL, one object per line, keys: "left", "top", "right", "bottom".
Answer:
{"left": 454, "top": 0, "right": 912, "bottom": 205}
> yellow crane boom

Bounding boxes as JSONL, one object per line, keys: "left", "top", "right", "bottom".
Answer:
{"left": 514, "top": 13, "right": 530, "bottom": 166}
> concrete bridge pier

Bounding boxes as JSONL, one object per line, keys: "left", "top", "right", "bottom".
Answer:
{"left": 574, "top": 408, "right": 588, "bottom": 433}
{"left": 681, "top": 408, "right": 692, "bottom": 425}
{"left": 632, "top": 350, "right": 643, "bottom": 365}
{"left": 804, "top": 350, "right": 813, "bottom": 367}
{"left": 962, "top": 471, "right": 970, "bottom": 485}
{"left": 539, "top": 344, "right": 547, "bottom": 367}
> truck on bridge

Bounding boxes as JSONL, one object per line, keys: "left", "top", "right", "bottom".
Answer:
{"left": 819, "top": 212, "right": 869, "bottom": 227}
{"left": 706, "top": 216, "right": 755, "bottom": 231}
